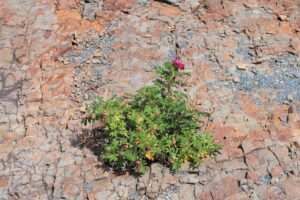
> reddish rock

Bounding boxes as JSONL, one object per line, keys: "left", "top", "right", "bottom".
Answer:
{"left": 280, "top": 176, "right": 300, "bottom": 200}
{"left": 276, "top": 127, "right": 293, "bottom": 142}
{"left": 222, "top": 146, "right": 244, "bottom": 159}
{"left": 179, "top": 184, "right": 195, "bottom": 200}
{"left": 253, "top": 131, "right": 270, "bottom": 140}
{"left": 271, "top": 165, "right": 283, "bottom": 178}
{"left": 26, "top": 125, "right": 41, "bottom": 137}
{"left": 195, "top": 187, "right": 213, "bottom": 200}
{"left": 211, "top": 176, "right": 239, "bottom": 200}
{"left": 53, "top": 43, "right": 73, "bottom": 61}
{"left": 0, "top": 48, "right": 13, "bottom": 62}
{"left": 56, "top": 10, "right": 81, "bottom": 21}
{"left": 263, "top": 186, "right": 286, "bottom": 200}
{"left": 247, "top": 171, "right": 260, "bottom": 182}
{"left": 161, "top": 170, "right": 179, "bottom": 189}
{"left": 245, "top": 153, "right": 259, "bottom": 168}
{"left": 103, "top": 0, "right": 137, "bottom": 11}
{"left": 228, "top": 192, "right": 250, "bottom": 200}
{"left": 159, "top": 6, "right": 181, "bottom": 16}
{"left": 200, "top": 0, "right": 223, "bottom": 13}
{"left": 151, "top": 2, "right": 181, "bottom": 16}
{"left": 242, "top": 138, "right": 264, "bottom": 154}
{"left": 0, "top": 176, "right": 9, "bottom": 188}
{"left": 269, "top": 146, "right": 292, "bottom": 167}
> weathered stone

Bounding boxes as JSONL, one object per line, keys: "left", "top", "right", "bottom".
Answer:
{"left": 0, "top": 48, "right": 13, "bottom": 62}
{"left": 146, "top": 180, "right": 161, "bottom": 199}
{"left": 195, "top": 186, "right": 213, "bottom": 200}
{"left": 103, "top": 0, "right": 136, "bottom": 11}
{"left": 242, "top": 139, "right": 264, "bottom": 154}
{"left": 211, "top": 176, "right": 239, "bottom": 200}
{"left": 179, "top": 173, "right": 199, "bottom": 184}
{"left": 236, "top": 63, "right": 247, "bottom": 70}
{"left": 152, "top": 2, "right": 181, "bottom": 16}
{"left": 222, "top": 158, "right": 248, "bottom": 172}
{"left": 245, "top": 153, "right": 259, "bottom": 168}
{"left": 280, "top": 176, "right": 300, "bottom": 200}
{"left": 179, "top": 184, "right": 195, "bottom": 200}
{"left": 247, "top": 171, "right": 260, "bottom": 182}
{"left": 269, "top": 146, "right": 292, "bottom": 167}
{"left": 161, "top": 168, "right": 179, "bottom": 189}
{"left": 83, "top": 1, "right": 102, "bottom": 20}
{"left": 0, "top": 176, "right": 9, "bottom": 188}
{"left": 278, "top": 15, "right": 288, "bottom": 21}
{"left": 270, "top": 165, "right": 283, "bottom": 178}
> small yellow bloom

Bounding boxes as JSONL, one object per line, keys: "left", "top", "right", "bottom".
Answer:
{"left": 135, "top": 138, "right": 141, "bottom": 144}
{"left": 113, "top": 114, "right": 121, "bottom": 121}
{"left": 199, "top": 151, "right": 208, "bottom": 158}
{"left": 145, "top": 151, "right": 155, "bottom": 161}
{"left": 147, "top": 130, "right": 155, "bottom": 138}
{"left": 122, "top": 131, "right": 128, "bottom": 136}
{"left": 147, "top": 133, "right": 153, "bottom": 138}
{"left": 152, "top": 124, "right": 157, "bottom": 131}
{"left": 136, "top": 116, "right": 144, "bottom": 124}
{"left": 184, "top": 154, "right": 191, "bottom": 163}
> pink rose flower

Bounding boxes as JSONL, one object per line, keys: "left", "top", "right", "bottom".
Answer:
{"left": 172, "top": 59, "right": 185, "bottom": 70}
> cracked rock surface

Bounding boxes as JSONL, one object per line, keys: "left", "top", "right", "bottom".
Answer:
{"left": 0, "top": 0, "right": 300, "bottom": 199}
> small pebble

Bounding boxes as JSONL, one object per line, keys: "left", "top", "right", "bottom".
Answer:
{"left": 144, "top": 34, "right": 152, "bottom": 38}
{"left": 79, "top": 106, "right": 86, "bottom": 113}
{"left": 233, "top": 76, "right": 240, "bottom": 83}
{"left": 236, "top": 63, "right": 247, "bottom": 70}
{"left": 287, "top": 95, "right": 294, "bottom": 102}
{"left": 278, "top": 15, "right": 288, "bottom": 21}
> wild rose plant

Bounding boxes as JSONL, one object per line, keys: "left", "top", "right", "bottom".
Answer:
{"left": 84, "top": 60, "right": 220, "bottom": 174}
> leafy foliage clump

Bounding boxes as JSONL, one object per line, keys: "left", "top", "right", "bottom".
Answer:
{"left": 83, "top": 62, "right": 220, "bottom": 174}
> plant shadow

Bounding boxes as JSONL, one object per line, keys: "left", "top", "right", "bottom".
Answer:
{"left": 71, "top": 126, "right": 143, "bottom": 177}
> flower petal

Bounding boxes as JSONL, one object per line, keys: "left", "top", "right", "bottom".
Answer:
{"left": 172, "top": 59, "right": 185, "bottom": 70}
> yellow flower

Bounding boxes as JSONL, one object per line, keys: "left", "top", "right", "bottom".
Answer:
{"left": 135, "top": 138, "right": 141, "bottom": 144}
{"left": 184, "top": 154, "right": 191, "bottom": 163}
{"left": 152, "top": 124, "right": 158, "bottom": 131}
{"left": 147, "top": 132, "right": 153, "bottom": 138}
{"left": 199, "top": 151, "right": 208, "bottom": 158}
{"left": 145, "top": 151, "right": 155, "bottom": 161}
{"left": 136, "top": 115, "right": 144, "bottom": 124}
{"left": 122, "top": 131, "right": 128, "bottom": 136}
{"left": 113, "top": 114, "right": 121, "bottom": 122}
{"left": 147, "top": 130, "right": 156, "bottom": 138}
